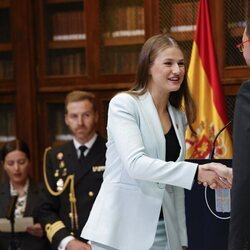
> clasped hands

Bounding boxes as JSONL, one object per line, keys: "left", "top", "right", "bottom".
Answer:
{"left": 197, "top": 163, "right": 233, "bottom": 189}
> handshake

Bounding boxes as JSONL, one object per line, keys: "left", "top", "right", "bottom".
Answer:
{"left": 197, "top": 162, "right": 233, "bottom": 189}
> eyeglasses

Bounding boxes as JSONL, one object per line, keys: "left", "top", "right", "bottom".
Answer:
{"left": 236, "top": 39, "right": 250, "bottom": 52}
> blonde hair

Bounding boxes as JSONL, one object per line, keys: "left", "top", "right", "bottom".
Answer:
{"left": 65, "top": 91, "right": 97, "bottom": 113}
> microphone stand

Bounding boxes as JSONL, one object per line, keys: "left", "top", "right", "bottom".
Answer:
{"left": 6, "top": 195, "right": 18, "bottom": 250}
{"left": 209, "top": 120, "right": 232, "bottom": 159}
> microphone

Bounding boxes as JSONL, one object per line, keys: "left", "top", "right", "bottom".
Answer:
{"left": 6, "top": 195, "right": 18, "bottom": 220}
{"left": 209, "top": 120, "right": 232, "bottom": 159}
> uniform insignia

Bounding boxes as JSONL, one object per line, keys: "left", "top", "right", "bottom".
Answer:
{"left": 59, "top": 161, "right": 65, "bottom": 168}
{"left": 62, "top": 168, "right": 67, "bottom": 176}
{"left": 45, "top": 221, "right": 65, "bottom": 242}
{"left": 88, "top": 191, "right": 94, "bottom": 197}
{"left": 92, "top": 165, "right": 105, "bottom": 172}
{"left": 56, "top": 178, "right": 64, "bottom": 191}
{"left": 54, "top": 169, "right": 59, "bottom": 177}
{"left": 57, "top": 152, "right": 64, "bottom": 160}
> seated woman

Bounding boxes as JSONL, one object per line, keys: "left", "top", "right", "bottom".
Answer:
{"left": 0, "top": 139, "right": 50, "bottom": 250}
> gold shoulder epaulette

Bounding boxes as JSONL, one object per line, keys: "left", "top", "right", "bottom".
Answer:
{"left": 45, "top": 221, "right": 65, "bottom": 242}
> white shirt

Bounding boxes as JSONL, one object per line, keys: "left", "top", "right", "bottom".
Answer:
{"left": 73, "top": 133, "right": 98, "bottom": 158}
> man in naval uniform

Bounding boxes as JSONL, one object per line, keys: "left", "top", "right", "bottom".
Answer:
{"left": 40, "top": 91, "right": 106, "bottom": 250}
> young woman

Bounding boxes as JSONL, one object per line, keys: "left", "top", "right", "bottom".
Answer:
{"left": 81, "top": 34, "right": 232, "bottom": 250}
{"left": 0, "top": 139, "right": 50, "bottom": 250}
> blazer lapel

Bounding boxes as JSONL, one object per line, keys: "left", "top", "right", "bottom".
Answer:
{"left": 168, "top": 105, "right": 184, "bottom": 160}
{"left": 138, "top": 92, "right": 166, "bottom": 160}
{"left": 65, "top": 141, "right": 79, "bottom": 175}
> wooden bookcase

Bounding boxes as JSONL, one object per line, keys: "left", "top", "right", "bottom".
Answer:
{"left": 0, "top": 0, "right": 249, "bottom": 180}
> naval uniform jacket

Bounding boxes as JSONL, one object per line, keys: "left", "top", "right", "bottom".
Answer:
{"left": 81, "top": 92, "right": 198, "bottom": 250}
{"left": 40, "top": 135, "right": 106, "bottom": 250}
{"left": 0, "top": 178, "right": 51, "bottom": 250}
{"left": 229, "top": 80, "right": 250, "bottom": 250}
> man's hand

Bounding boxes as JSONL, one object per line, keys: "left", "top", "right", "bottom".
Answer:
{"left": 197, "top": 163, "right": 233, "bottom": 189}
{"left": 66, "top": 239, "right": 91, "bottom": 250}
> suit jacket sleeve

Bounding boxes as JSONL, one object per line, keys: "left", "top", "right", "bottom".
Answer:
{"left": 229, "top": 80, "right": 250, "bottom": 249}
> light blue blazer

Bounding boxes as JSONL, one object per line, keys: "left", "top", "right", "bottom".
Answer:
{"left": 81, "top": 91, "right": 198, "bottom": 250}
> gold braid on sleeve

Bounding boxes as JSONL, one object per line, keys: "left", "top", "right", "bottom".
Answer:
{"left": 43, "top": 147, "right": 78, "bottom": 231}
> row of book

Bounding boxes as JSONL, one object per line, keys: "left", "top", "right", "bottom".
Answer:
{"left": 47, "top": 51, "right": 85, "bottom": 75}
{"left": 102, "top": 5, "right": 144, "bottom": 36}
{"left": 171, "top": 2, "right": 198, "bottom": 27}
{"left": 47, "top": 47, "right": 140, "bottom": 76}
{"left": 49, "top": 108, "right": 73, "bottom": 145}
{"left": 103, "top": 29, "right": 145, "bottom": 38}
{"left": 101, "top": 49, "right": 139, "bottom": 74}
{"left": 0, "top": 109, "right": 15, "bottom": 136}
{"left": 0, "top": 60, "right": 14, "bottom": 80}
{"left": 49, "top": 10, "right": 85, "bottom": 41}
{"left": 170, "top": 25, "right": 196, "bottom": 33}
{"left": 0, "top": 10, "right": 11, "bottom": 43}
{"left": 0, "top": 29, "right": 11, "bottom": 43}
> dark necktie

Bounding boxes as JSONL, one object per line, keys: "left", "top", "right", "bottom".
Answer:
{"left": 79, "top": 145, "right": 87, "bottom": 163}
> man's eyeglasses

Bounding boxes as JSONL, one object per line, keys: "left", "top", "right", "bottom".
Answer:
{"left": 236, "top": 39, "right": 250, "bottom": 52}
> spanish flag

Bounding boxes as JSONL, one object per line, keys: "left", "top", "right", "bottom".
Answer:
{"left": 185, "top": 0, "right": 232, "bottom": 159}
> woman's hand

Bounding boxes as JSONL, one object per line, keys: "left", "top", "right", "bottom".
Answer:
{"left": 198, "top": 163, "right": 233, "bottom": 189}
{"left": 26, "top": 223, "right": 44, "bottom": 237}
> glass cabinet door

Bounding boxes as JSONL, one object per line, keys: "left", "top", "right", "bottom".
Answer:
{"left": 99, "top": 0, "right": 145, "bottom": 75}
{"left": 42, "top": 0, "right": 86, "bottom": 76}
{"left": 0, "top": 1, "right": 14, "bottom": 82}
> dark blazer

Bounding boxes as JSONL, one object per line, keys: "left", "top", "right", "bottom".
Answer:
{"left": 40, "top": 135, "right": 106, "bottom": 250}
{"left": 0, "top": 178, "right": 51, "bottom": 250}
{"left": 229, "top": 80, "right": 250, "bottom": 250}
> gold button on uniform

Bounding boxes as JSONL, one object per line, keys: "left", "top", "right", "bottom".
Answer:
{"left": 88, "top": 191, "right": 94, "bottom": 197}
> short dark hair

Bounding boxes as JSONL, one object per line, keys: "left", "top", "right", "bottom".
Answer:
{"left": 65, "top": 91, "right": 97, "bottom": 114}
{"left": 1, "top": 139, "right": 30, "bottom": 162}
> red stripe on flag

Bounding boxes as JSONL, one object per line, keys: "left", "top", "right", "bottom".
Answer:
{"left": 194, "top": 0, "right": 227, "bottom": 124}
